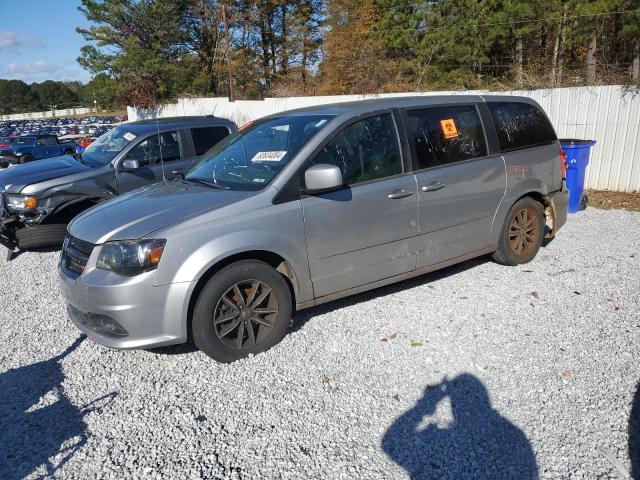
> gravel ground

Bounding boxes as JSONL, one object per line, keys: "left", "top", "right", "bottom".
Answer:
{"left": 1, "top": 208, "right": 639, "bottom": 479}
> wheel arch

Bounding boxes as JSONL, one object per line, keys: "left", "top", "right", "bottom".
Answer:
{"left": 184, "top": 250, "right": 299, "bottom": 343}
{"left": 43, "top": 197, "right": 103, "bottom": 224}
{"left": 491, "top": 187, "right": 555, "bottom": 242}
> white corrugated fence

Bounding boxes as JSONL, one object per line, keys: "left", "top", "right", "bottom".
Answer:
{"left": 1, "top": 107, "right": 91, "bottom": 121}
{"left": 128, "top": 86, "right": 640, "bottom": 192}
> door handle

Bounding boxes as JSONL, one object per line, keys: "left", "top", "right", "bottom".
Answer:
{"left": 387, "top": 189, "right": 414, "bottom": 199}
{"left": 421, "top": 181, "right": 446, "bottom": 192}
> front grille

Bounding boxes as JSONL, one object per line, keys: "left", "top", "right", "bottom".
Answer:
{"left": 62, "top": 235, "right": 95, "bottom": 277}
{"left": 0, "top": 150, "right": 15, "bottom": 156}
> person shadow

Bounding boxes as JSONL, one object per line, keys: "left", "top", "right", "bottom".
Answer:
{"left": 0, "top": 335, "right": 117, "bottom": 479}
{"left": 630, "top": 381, "right": 640, "bottom": 479}
{"left": 382, "top": 373, "right": 538, "bottom": 480}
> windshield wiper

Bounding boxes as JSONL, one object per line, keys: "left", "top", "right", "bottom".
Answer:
{"left": 72, "top": 152, "right": 85, "bottom": 165}
{"left": 184, "top": 177, "right": 229, "bottom": 190}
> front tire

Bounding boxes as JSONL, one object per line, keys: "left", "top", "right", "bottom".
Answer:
{"left": 493, "top": 197, "right": 545, "bottom": 266}
{"left": 16, "top": 224, "right": 68, "bottom": 250}
{"left": 192, "top": 260, "right": 293, "bottom": 363}
{"left": 19, "top": 154, "right": 33, "bottom": 164}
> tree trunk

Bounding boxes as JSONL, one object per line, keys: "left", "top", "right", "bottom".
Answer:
{"left": 515, "top": 36, "right": 523, "bottom": 88}
{"left": 557, "top": 4, "right": 567, "bottom": 85}
{"left": 280, "top": 4, "right": 288, "bottom": 75}
{"left": 551, "top": 25, "right": 560, "bottom": 85}
{"left": 586, "top": 32, "right": 597, "bottom": 85}
{"left": 633, "top": 40, "right": 640, "bottom": 81}
{"left": 222, "top": 3, "right": 234, "bottom": 102}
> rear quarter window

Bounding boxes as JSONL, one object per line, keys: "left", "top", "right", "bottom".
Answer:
{"left": 191, "top": 127, "right": 231, "bottom": 155}
{"left": 487, "top": 101, "right": 556, "bottom": 152}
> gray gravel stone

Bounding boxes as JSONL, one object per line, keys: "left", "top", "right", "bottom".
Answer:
{"left": 0, "top": 207, "right": 639, "bottom": 479}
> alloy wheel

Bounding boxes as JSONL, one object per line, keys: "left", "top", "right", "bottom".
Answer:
{"left": 508, "top": 207, "right": 539, "bottom": 256}
{"left": 213, "top": 280, "right": 279, "bottom": 350}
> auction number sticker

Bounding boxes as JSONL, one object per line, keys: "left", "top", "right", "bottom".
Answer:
{"left": 439, "top": 119, "right": 459, "bottom": 139}
{"left": 251, "top": 151, "right": 287, "bottom": 162}
{"left": 123, "top": 132, "right": 137, "bottom": 142}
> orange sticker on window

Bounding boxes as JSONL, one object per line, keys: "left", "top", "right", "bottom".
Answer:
{"left": 440, "top": 118, "right": 459, "bottom": 139}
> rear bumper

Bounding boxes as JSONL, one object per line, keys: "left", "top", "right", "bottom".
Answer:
{"left": 550, "top": 182, "right": 569, "bottom": 234}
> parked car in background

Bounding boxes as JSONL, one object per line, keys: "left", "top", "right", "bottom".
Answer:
{"left": 0, "top": 136, "right": 16, "bottom": 149}
{"left": 0, "top": 116, "right": 236, "bottom": 252}
{"left": 0, "top": 134, "right": 76, "bottom": 165}
{"left": 0, "top": 137, "right": 17, "bottom": 168}
{"left": 58, "top": 95, "right": 569, "bottom": 363}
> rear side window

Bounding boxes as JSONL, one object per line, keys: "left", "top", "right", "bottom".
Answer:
{"left": 405, "top": 105, "right": 487, "bottom": 170}
{"left": 191, "top": 127, "right": 230, "bottom": 155}
{"left": 311, "top": 113, "right": 402, "bottom": 185}
{"left": 46, "top": 137, "right": 57, "bottom": 146}
{"left": 487, "top": 101, "right": 556, "bottom": 152}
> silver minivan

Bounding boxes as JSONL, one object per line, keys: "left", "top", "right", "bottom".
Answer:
{"left": 58, "top": 96, "right": 569, "bottom": 362}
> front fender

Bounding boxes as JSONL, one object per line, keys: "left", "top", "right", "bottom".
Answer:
{"left": 28, "top": 178, "right": 117, "bottom": 225}
{"left": 156, "top": 229, "right": 311, "bottom": 296}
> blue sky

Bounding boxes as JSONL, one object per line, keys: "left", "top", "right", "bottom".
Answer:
{"left": 0, "top": 0, "right": 91, "bottom": 83}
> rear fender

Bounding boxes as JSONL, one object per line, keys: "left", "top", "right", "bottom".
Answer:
{"left": 491, "top": 178, "right": 549, "bottom": 244}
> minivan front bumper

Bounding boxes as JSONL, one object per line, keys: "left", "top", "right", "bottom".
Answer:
{"left": 58, "top": 256, "right": 191, "bottom": 349}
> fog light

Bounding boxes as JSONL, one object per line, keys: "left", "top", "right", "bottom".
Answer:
{"left": 70, "top": 305, "right": 128, "bottom": 337}
{"left": 87, "top": 313, "right": 128, "bottom": 337}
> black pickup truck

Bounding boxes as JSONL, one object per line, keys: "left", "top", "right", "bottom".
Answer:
{"left": 0, "top": 116, "right": 236, "bottom": 254}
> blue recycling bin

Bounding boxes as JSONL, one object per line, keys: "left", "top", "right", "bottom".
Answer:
{"left": 560, "top": 139, "right": 596, "bottom": 213}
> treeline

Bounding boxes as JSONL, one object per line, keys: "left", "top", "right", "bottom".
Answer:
{"left": 76, "top": 0, "right": 640, "bottom": 107}
{"left": 0, "top": 75, "right": 119, "bottom": 115}
{"left": 3, "top": 0, "right": 639, "bottom": 112}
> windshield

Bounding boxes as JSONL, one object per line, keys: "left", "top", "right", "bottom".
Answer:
{"left": 80, "top": 125, "right": 139, "bottom": 168}
{"left": 185, "top": 114, "right": 334, "bottom": 191}
{"left": 15, "top": 137, "right": 35, "bottom": 146}
{"left": 0, "top": 137, "right": 15, "bottom": 144}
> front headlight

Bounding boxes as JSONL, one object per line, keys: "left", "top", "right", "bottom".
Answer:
{"left": 96, "top": 239, "right": 166, "bottom": 276}
{"left": 5, "top": 195, "right": 37, "bottom": 212}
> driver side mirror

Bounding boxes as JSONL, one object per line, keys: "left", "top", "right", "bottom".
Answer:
{"left": 304, "top": 164, "right": 343, "bottom": 193}
{"left": 121, "top": 159, "right": 140, "bottom": 171}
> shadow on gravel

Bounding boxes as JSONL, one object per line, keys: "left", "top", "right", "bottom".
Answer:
{"left": 630, "top": 382, "right": 640, "bottom": 479}
{"left": 0, "top": 335, "right": 117, "bottom": 479}
{"left": 382, "top": 374, "right": 538, "bottom": 479}
{"left": 292, "top": 256, "right": 489, "bottom": 333}
{"left": 5, "top": 245, "right": 61, "bottom": 262}
{"left": 148, "top": 343, "right": 199, "bottom": 356}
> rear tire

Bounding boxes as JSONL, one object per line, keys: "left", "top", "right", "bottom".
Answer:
{"left": 192, "top": 260, "right": 293, "bottom": 363}
{"left": 493, "top": 197, "right": 545, "bottom": 266}
{"left": 16, "top": 224, "right": 68, "bottom": 250}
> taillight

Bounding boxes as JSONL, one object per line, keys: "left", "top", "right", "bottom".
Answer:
{"left": 559, "top": 149, "right": 567, "bottom": 178}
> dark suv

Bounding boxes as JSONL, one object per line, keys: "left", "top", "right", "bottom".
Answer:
{"left": 0, "top": 116, "right": 236, "bottom": 253}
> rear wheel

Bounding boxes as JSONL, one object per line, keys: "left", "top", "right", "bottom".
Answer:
{"left": 493, "top": 197, "right": 545, "bottom": 266}
{"left": 16, "top": 224, "right": 68, "bottom": 250}
{"left": 192, "top": 260, "right": 293, "bottom": 363}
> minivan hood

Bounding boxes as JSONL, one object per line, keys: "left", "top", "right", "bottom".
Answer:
{"left": 69, "top": 180, "right": 253, "bottom": 244}
{"left": 0, "top": 155, "right": 89, "bottom": 193}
